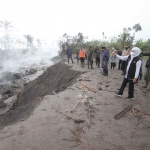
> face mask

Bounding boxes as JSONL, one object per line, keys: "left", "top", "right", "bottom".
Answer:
{"left": 130, "top": 52, "right": 135, "bottom": 56}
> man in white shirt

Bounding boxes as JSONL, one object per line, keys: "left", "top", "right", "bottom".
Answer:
{"left": 113, "top": 47, "right": 142, "bottom": 100}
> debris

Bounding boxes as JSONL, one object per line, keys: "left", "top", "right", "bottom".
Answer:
{"left": 78, "top": 78, "right": 91, "bottom": 81}
{"left": 58, "top": 111, "right": 85, "bottom": 123}
{"left": 134, "top": 108, "right": 150, "bottom": 116}
{"left": 71, "top": 91, "right": 86, "bottom": 113}
{"left": 114, "top": 105, "right": 133, "bottom": 120}
{"left": 69, "top": 129, "right": 88, "bottom": 147}
{"left": 105, "top": 85, "right": 110, "bottom": 87}
{"left": 52, "top": 91, "right": 57, "bottom": 95}
{"left": 74, "top": 120, "right": 85, "bottom": 123}
{"left": 70, "top": 143, "right": 81, "bottom": 148}
{"left": 105, "top": 141, "right": 121, "bottom": 147}
{"left": 88, "top": 105, "right": 92, "bottom": 128}
{"left": 0, "top": 134, "right": 14, "bottom": 139}
{"left": 98, "top": 87, "right": 102, "bottom": 90}
{"left": 131, "top": 107, "right": 136, "bottom": 116}
{"left": 80, "top": 82, "right": 96, "bottom": 93}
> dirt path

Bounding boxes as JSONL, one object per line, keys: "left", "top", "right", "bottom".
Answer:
{"left": 0, "top": 58, "right": 150, "bottom": 150}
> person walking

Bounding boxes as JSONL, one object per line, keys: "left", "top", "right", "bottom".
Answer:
{"left": 101, "top": 47, "right": 109, "bottom": 76}
{"left": 114, "top": 47, "right": 142, "bottom": 100}
{"left": 66, "top": 46, "right": 74, "bottom": 64}
{"left": 94, "top": 46, "right": 101, "bottom": 68}
{"left": 78, "top": 48, "right": 86, "bottom": 68}
{"left": 76, "top": 49, "right": 80, "bottom": 63}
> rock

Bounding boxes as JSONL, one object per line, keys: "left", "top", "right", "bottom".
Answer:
{"left": 4, "top": 95, "right": 17, "bottom": 106}
{"left": 99, "top": 87, "right": 102, "bottom": 90}
{"left": 0, "top": 83, "right": 13, "bottom": 95}
{"left": 26, "top": 68, "right": 37, "bottom": 75}
{"left": 0, "top": 101, "right": 6, "bottom": 108}
{"left": 13, "top": 73, "right": 22, "bottom": 79}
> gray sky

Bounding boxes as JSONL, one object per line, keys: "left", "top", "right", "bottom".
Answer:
{"left": 0, "top": 0, "right": 150, "bottom": 43}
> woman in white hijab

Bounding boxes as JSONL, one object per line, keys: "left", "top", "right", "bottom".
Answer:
{"left": 113, "top": 47, "right": 142, "bottom": 100}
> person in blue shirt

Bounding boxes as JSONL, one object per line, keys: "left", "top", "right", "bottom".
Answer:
{"left": 66, "top": 46, "right": 74, "bottom": 64}
{"left": 101, "top": 47, "right": 109, "bottom": 76}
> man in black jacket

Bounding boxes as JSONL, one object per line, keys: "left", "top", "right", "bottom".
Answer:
{"left": 114, "top": 47, "right": 142, "bottom": 100}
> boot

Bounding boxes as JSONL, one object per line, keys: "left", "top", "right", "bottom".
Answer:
{"left": 102, "top": 69, "right": 106, "bottom": 75}
{"left": 104, "top": 70, "right": 108, "bottom": 76}
{"left": 147, "top": 81, "right": 150, "bottom": 91}
{"left": 142, "top": 80, "right": 148, "bottom": 88}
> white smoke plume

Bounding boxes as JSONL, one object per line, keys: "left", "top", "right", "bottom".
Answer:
{"left": 0, "top": 44, "right": 60, "bottom": 83}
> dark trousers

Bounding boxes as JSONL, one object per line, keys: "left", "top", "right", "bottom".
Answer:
{"left": 118, "top": 60, "right": 122, "bottom": 69}
{"left": 111, "top": 63, "right": 116, "bottom": 69}
{"left": 96, "top": 57, "right": 100, "bottom": 67}
{"left": 119, "top": 78, "right": 134, "bottom": 98}
{"left": 68, "top": 55, "right": 74, "bottom": 63}
{"left": 88, "top": 59, "right": 93, "bottom": 69}
{"left": 121, "top": 61, "right": 126, "bottom": 72}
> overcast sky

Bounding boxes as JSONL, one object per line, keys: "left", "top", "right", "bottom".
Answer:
{"left": 0, "top": 0, "right": 150, "bottom": 43}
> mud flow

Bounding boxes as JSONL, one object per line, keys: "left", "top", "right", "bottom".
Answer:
{"left": 0, "top": 62, "right": 81, "bottom": 128}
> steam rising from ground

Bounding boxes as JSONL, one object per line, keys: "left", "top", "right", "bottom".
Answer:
{"left": 0, "top": 46, "right": 59, "bottom": 83}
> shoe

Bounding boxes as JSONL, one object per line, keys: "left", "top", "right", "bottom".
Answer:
{"left": 126, "top": 97, "right": 134, "bottom": 100}
{"left": 115, "top": 93, "right": 122, "bottom": 97}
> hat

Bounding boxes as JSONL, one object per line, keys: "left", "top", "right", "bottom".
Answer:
{"left": 102, "top": 47, "right": 106, "bottom": 49}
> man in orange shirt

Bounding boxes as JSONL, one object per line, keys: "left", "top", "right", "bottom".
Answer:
{"left": 79, "top": 48, "right": 86, "bottom": 68}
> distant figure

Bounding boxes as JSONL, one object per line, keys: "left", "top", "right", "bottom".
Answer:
{"left": 117, "top": 49, "right": 122, "bottom": 70}
{"left": 101, "top": 47, "right": 109, "bottom": 76}
{"left": 76, "top": 49, "right": 80, "bottom": 63}
{"left": 87, "top": 46, "right": 94, "bottom": 69}
{"left": 110, "top": 50, "right": 117, "bottom": 69}
{"left": 141, "top": 52, "right": 150, "bottom": 90}
{"left": 66, "top": 46, "right": 74, "bottom": 64}
{"left": 121, "top": 45, "right": 131, "bottom": 74}
{"left": 78, "top": 48, "right": 86, "bottom": 68}
{"left": 114, "top": 47, "right": 142, "bottom": 100}
{"left": 94, "top": 46, "right": 101, "bottom": 68}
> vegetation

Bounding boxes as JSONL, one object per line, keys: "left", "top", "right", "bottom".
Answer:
{"left": 59, "top": 23, "right": 149, "bottom": 54}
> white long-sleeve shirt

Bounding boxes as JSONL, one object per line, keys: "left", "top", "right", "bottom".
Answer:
{"left": 117, "top": 55, "right": 142, "bottom": 79}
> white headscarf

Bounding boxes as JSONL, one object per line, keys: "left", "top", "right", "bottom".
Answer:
{"left": 130, "top": 47, "right": 141, "bottom": 57}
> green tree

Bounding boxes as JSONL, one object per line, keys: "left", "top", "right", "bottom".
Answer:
{"left": 117, "top": 23, "right": 142, "bottom": 49}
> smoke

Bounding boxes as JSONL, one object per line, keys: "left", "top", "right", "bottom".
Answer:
{"left": 0, "top": 45, "right": 60, "bottom": 83}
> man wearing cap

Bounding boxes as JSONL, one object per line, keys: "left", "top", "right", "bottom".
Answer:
{"left": 114, "top": 47, "right": 142, "bottom": 100}
{"left": 101, "top": 47, "right": 109, "bottom": 76}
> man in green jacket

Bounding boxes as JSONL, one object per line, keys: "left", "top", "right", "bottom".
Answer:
{"left": 87, "top": 46, "right": 93, "bottom": 69}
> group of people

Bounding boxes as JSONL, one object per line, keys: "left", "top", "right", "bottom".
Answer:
{"left": 66, "top": 45, "right": 150, "bottom": 100}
